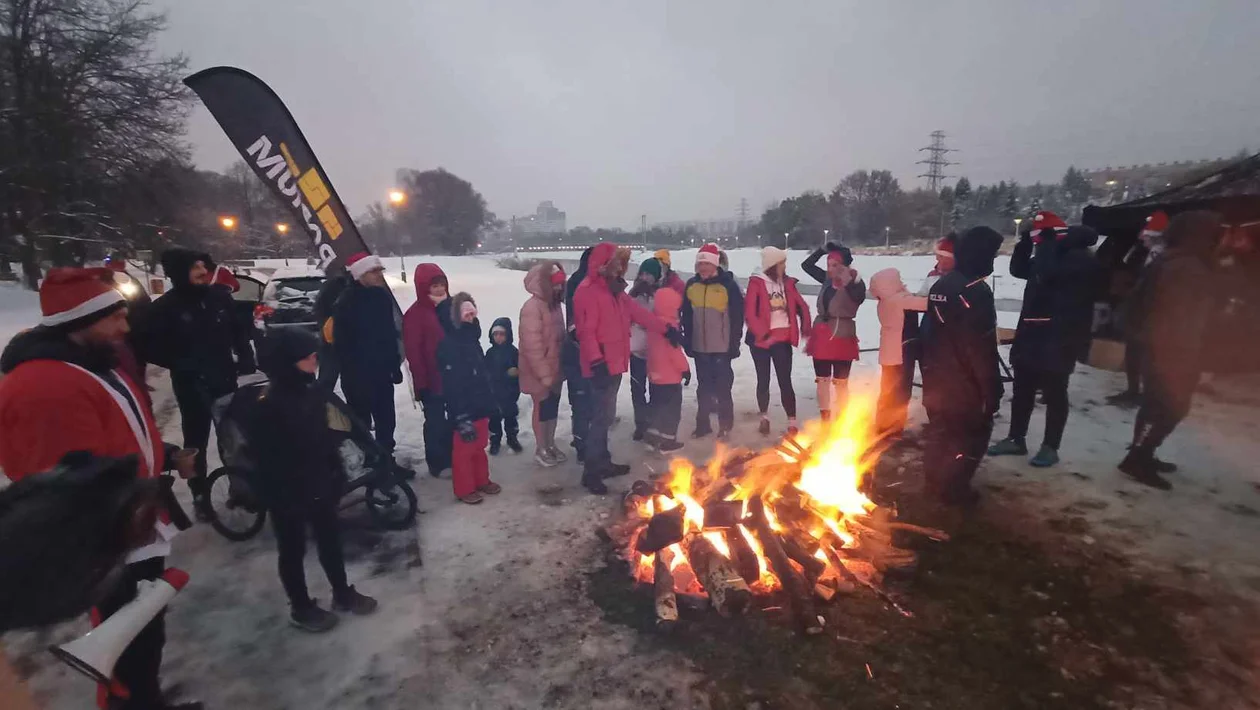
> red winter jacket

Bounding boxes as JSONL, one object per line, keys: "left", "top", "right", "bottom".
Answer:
{"left": 661, "top": 271, "right": 686, "bottom": 297}
{"left": 402, "top": 263, "right": 449, "bottom": 397}
{"left": 744, "top": 273, "right": 811, "bottom": 348}
{"left": 574, "top": 243, "right": 667, "bottom": 377}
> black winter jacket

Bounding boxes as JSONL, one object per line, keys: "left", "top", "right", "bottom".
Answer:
{"left": 1009, "top": 226, "right": 1102, "bottom": 374}
{"left": 332, "top": 282, "right": 401, "bottom": 380}
{"left": 565, "top": 247, "right": 594, "bottom": 331}
{"left": 920, "top": 226, "right": 1005, "bottom": 419}
{"left": 438, "top": 297, "right": 497, "bottom": 423}
{"left": 136, "top": 248, "right": 254, "bottom": 396}
{"left": 485, "top": 317, "right": 521, "bottom": 414}
{"left": 243, "top": 369, "right": 343, "bottom": 512}
{"left": 313, "top": 272, "right": 350, "bottom": 335}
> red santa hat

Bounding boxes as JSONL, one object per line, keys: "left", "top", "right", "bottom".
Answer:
{"left": 210, "top": 265, "right": 240, "bottom": 293}
{"left": 1030, "top": 210, "right": 1068, "bottom": 238}
{"left": 346, "top": 252, "right": 384, "bottom": 280}
{"left": 39, "top": 267, "right": 126, "bottom": 329}
{"left": 696, "top": 243, "right": 721, "bottom": 267}
{"left": 935, "top": 236, "right": 956, "bottom": 259}
{"left": 1143, "top": 211, "right": 1169, "bottom": 237}
{"left": 550, "top": 265, "right": 567, "bottom": 285}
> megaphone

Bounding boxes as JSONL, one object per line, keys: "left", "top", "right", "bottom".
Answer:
{"left": 49, "top": 568, "right": 190, "bottom": 685}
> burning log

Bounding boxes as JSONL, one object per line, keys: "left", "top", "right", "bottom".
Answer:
{"left": 637, "top": 507, "right": 685, "bottom": 554}
{"left": 749, "top": 498, "right": 823, "bottom": 635}
{"left": 726, "top": 524, "right": 762, "bottom": 585}
{"left": 779, "top": 533, "right": 826, "bottom": 587}
{"left": 653, "top": 547, "right": 679, "bottom": 625}
{"left": 701, "top": 500, "right": 744, "bottom": 529}
{"left": 683, "top": 533, "right": 752, "bottom": 618}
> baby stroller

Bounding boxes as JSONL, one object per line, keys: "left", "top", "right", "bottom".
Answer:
{"left": 204, "top": 377, "right": 418, "bottom": 541}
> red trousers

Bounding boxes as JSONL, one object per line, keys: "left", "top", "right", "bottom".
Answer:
{"left": 452, "top": 418, "right": 491, "bottom": 498}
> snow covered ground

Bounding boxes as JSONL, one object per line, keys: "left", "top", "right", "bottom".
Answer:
{"left": 4, "top": 255, "right": 1260, "bottom": 708}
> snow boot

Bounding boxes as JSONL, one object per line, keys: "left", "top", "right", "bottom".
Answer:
{"left": 987, "top": 437, "right": 1028, "bottom": 457}
{"left": 333, "top": 586, "right": 378, "bottom": 616}
{"left": 1029, "top": 445, "right": 1059, "bottom": 468}
{"left": 581, "top": 471, "right": 609, "bottom": 495}
{"left": 290, "top": 602, "right": 339, "bottom": 633}
{"left": 1118, "top": 449, "right": 1172, "bottom": 490}
{"left": 506, "top": 434, "right": 523, "bottom": 453}
{"left": 489, "top": 439, "right": 502, "bottom": 456}
{"left": 602, "top": 462, "right": 631, "bottom": 479}
{"left": 389, "top": 456, "right": 416, "bottom": 481}
{"left": 758, "top": 417, "right": 771, "bottom": 436}
{"left": 1154, "top": 457, "right": 1178, "bottom": 474}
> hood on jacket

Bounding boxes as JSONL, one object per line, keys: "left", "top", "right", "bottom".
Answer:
{"left": 0, "top": 326, "right": 117, "bottom": 375}
{"left": 412, "top": 263, "right": 449, "bottom": 304}
{"left": 160, "top": 248, "right": 215, "bottom": 290}
{"left": 653, "top": 287, "right": 682, "bottom": 324}
{"left": 524, "top": 260, "right": 561, "bottom": 302}
{"left": 869, "top": 268, "right": 908, "bottom": 300}
{"left": 585, "top": 242, "right": 617, "bottom": 281}
{"left": 448, "top": 292, "right": 480, "bottom": 337}
{"left": 488, "top": 316, "right": 515, "bottom": 345}
{"left": 257, "top": 328, "right": 319, "bottom": 380}
{"left": 1162, "top": 210, "right": 1224, "bottom": 262}
{"left": 955, "top": 226, "right": 1004, "bottom": 278}
{"left": 1060, "top": 225, "right": 1100, "bottom": 251}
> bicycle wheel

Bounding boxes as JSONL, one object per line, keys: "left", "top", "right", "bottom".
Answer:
{"left": 364, "top": 479, "right": 418, "bottom": 530}
{"left": 206, "top": 466, "right": 268, "bottom": 541}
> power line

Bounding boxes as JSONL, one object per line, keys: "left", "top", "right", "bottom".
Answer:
{"left": 917, "top": 130, "right": 958, "bottom": 193}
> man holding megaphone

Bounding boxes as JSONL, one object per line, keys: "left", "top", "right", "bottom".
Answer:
{"left": 0, "top": 268, "right": 200, "bottom": 709}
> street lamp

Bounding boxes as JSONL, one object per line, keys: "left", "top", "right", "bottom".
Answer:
{"left": 783, "top": 231, "right": 789, "bottom": 249}
{"left": 1013, "top": 217, "right": 1023, "bottom": 237}
{"left": 275, "top": 223, "right": 289, "bottom": 234}
{"left": 388, "top": 189, "right": 406, "bottom": 206}
{"left": 219, "top": 216, "right": 237, "bottom": 230}
{"left": 823, "top": 228, "right": 830, "bottom": 249}
{"left": 885, "top": 226, "right": 891, "bottom": 248}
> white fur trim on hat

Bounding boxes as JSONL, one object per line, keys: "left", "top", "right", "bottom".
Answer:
{"left": 761, "top": 246, "right": 788, "bottom": 272}
{"left": 348, "top": 254, "right": 383, "bottom": 279}
{"left": 696, "top": 249, "right": 721, "bottom": 267}
{"left": 41, "top": 289, "right": 124, "bottom": 327}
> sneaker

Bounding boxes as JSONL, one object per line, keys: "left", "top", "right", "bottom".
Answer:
{"left": 1119, "top": 451, "right": 1172, "bottom": 490}
{"left": 506, "top": 435, "right": 524, "bottom": 453}
{"left": 332, "top": 586, "right": 378, "bottom": 616}
{"left": 641, "top": 430, "right": 662, "bottom": 450}
{"left": 489, "top": 440, "right": 502, "bottom": 456}
{"left": 758, "top": 418, "right": 771, "bottom": 436}
{"left": 987, "top": 437, "right": 1028, "bottom": 457}
{"left": 290, "top": 603, "right": 339, "bottom": 633}
{"left": 657, "top": 438, "right": 684, "bottom": 453}
{"left": 693, "top": 423, "right": 714, "bottom": 438}
{"left": 602, "top": 463, "right": 631, "bottom": 479}
{"left": 1154, "top": 457, "right": 1178, "bottom": 474}
{"left": 479, "top": 482, "right": 503, "bottom": 495}
{"left": 534, "top": 450, "right": 559, "bottom": 468}
{"left": 1029, "top": 445, "right": 1059, "bottom": 468}
{"left": 581, "top": 472, "right": 609, "bottom": 495}
{"left": 547, "top": 446, "right": 568, "bottom": 463}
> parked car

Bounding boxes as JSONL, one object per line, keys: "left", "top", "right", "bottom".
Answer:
{"left": 230, "top": 269, "right": 325, "bottom": 333}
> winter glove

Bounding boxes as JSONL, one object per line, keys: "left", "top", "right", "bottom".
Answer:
{"left": 682, "top": 371, "right": 691, "bottom": 386}
{"left": 456, "top": 418, "right": 477, "bottom": 443}
{"left": 391, "top": 369, "right": 404, "bottom": 385}
{"left": 665, "top": 326, "right": 682, "bottom": 348}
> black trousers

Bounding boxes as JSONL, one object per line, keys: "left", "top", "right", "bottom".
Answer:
{"left": 1133, "top": 367, "right": 1196, "bottom": 453}
{"left": 420, "top": 394, "right": 452, "bottom": 475}
{"left": 693, "top": 353, "right": 735, "bottom": 431}
{"left": 1007, "top": 366, "right": 1071, "bottom": 449}
{"left": 95, "top": 557, "right": 166, "bottom": 709}
{"left": 170, "top": 371, "right": 221, "bottom": 502}
{"left": 562, "top": 339, "right": 591, "bottom": 454}
{"left": 629, "top": 355, "right": 650, "bottom": 434}
{"left": 271, "top": 502, "right": 349, "bottom": 610}
{"left": 750, "top": 343, "right": 796, "bottom": 418}
{"left": 342, "top": 372, "right": 396, "bottom": 453}
{"left": 649, "top": 383, "right": 683, "bottom": 439}
{"left": 924, "top": 409, "right": 994, "bottom": 504}
{"left": 489, "top": 410, "right": 520, "bottom": 443}
{"left": 876, "top": 364, "right": 914, "bottom": 440}
{"left": 1123, "top": 335, "right": 1144, "bottom": 395}
{"left": 584, "top": 373, "right": 621, "bottom": 475}
{"left": 316, "top": 341, "right": 340, "bottom": 392}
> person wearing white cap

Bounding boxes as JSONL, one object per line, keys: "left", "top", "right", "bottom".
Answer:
{"left": 744, "top": 246, "right": 811, "bottom": 436}
{"left": 333, "top": 252, "right": 406, "bottom": 471}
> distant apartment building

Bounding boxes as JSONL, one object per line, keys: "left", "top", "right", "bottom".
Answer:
{"left": 1082, "top": 157, "right": 1235, "bottom": 201}
{"left": 512, "top": 201, "right": 567, "bottom": 236}
{"left": 653, "top": 218, "right": 742, "bottom": 240}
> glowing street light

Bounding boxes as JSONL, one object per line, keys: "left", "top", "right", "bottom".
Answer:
{"left": 219, "top": 216, "right": 237, "bottom": 230}
{"left": 275, "top": 223, "right": 290, "bottom": 234}
{"left": 388, "top": 189, "right": 407, "bottom": 206}
{"left": 1013, "top": 216, "right": 1023, "bottom": 237}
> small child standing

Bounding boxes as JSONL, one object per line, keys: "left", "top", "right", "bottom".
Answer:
{"left": 438, "top": 293, "right": 502, "bottom": 504}
{"left": 644, "top": 287, "right": 691, "bottom": 453}
{"left": 485, "top": 317, "right": 522, "bottom": 455}
{"left": 628, "top": 258, "right": 661, "bottom": 440}
{"left": 869, "top": 268, "right": 929, "bottom": 442}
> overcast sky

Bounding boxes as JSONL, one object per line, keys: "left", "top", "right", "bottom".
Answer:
{"left": 156, "top": 0, "right": 1260, "bottom": 229}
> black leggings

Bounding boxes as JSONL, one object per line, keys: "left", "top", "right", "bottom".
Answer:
{"left": 1008, "top": 367, "right": 1070, "bottom": 449}
{"left": 812, "top": 359, "right": 853, "bottom": 379}
{"left": 271, "top": 503, "right": 349, "bottom": 610}
{"left": 751, "top": 343, "right": 796, "bottom": 417}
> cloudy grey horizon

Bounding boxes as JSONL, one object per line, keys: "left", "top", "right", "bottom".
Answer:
{"left": 156, "top": 0, "right": 1260, "bottom": 230}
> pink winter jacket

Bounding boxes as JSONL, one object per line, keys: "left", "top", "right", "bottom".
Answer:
{"left": 870, "top": 268, "right": 928, "bottom": 366}
{"left": 574, "top": 243, "right": 667, "bottom": 377}
{"left": 517, "top": 261, "right": 566, "bottom": 396}
{"left": 647, "top": 288, "right": 690, "bottom": 385}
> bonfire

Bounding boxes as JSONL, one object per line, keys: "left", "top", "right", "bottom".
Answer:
{"left": 603, "top": 395, "right": 945, "bottom": 633}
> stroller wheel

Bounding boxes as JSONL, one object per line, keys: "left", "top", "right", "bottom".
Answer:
{"left": 364, "top": 479, "right": 418, "bottom": 530}
{"left": 206, "top": 467, "right": 267, "bottom": 541}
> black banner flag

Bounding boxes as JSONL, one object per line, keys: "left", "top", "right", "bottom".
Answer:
{"left": 184, "top": 67, "right": 367, "bottom": 273}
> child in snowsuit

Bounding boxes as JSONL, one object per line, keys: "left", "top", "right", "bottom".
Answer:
{"left": 247, "top": 328, "right": 377, "bottom": 632}
{"left": 485, "top": 317, "right": 523, "bottom": 455}
{"left": 645, "top": 287, "right": 691, "bottom": 453}
{"left": 869, "top": 268, "right": 928, "bottom": 443}
{"left": 438, "top": 293, "right": 502, "bottom": 504}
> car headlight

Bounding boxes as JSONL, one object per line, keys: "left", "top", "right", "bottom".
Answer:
{"left": 116, "top": 281, "right": 140, "bottom": 298}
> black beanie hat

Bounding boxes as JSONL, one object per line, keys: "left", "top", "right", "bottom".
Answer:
{"left": 257, "top": 328, "right": 319, "bottom": 377}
